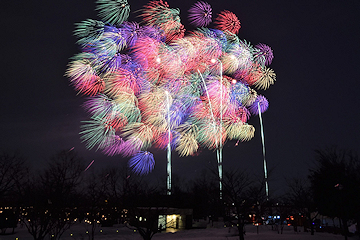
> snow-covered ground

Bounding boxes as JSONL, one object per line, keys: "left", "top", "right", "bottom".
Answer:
{"left": 0, "top": 223, "right": 357, "bottom": 240}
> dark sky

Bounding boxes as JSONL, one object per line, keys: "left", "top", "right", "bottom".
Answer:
{"left": 1, "top": 0, "right": 360, "bottom": 196}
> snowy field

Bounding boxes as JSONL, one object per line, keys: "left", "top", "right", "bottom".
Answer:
{"left": 0, "top": 223, "right": 357, "bottom": 240}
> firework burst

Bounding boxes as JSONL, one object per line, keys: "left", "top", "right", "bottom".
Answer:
{"left": 254, "top": 43, "right": 274, "bottom": 66}
{"left": 214, "top": 10, "right": 241, "bottom": 35}
{"left": 96, "top": 0, "right": 130, "bottom": 26}
{"left": 188, "top": 1, "right": 212, "bottom": 27}
{"left": 129, "top": 151, "right": 155, "bottom": 174}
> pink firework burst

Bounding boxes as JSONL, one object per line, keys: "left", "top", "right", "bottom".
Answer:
{"left": 214, "top": 10, "right": 241, "bottom": 34}
{"left": 141, "top": 0, "right": 170, "bottom": 26}
{"left": 75, "top": 75, "right": 105, "bottom": 96}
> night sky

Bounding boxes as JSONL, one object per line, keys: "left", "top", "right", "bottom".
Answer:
{"left": 1, "top": 0, "right": 360, "bottom": 196}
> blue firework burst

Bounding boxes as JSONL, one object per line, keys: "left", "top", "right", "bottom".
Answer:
{"left": 128, "top": 151, "right": 155, "bottom": 175}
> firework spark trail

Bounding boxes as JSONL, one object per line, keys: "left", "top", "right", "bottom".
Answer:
{"left": 218, "top": 60, "right": 223, "bottom": 200}
{"left": 258, "top": 102, "right": 269, "bottom": 199}
{"left": 198, "top": 68, "right": 223, "bottom": 199}
{"left": 197, "top": 70, "right": 219, "bottom": 149}
{"left": 165, "top": 91, "right": 172, "bottom": 195}
{"left": 84, "top": 160, "right": 95, "bottom": 172}
{"left": 209, "top": 58, "right": 224, "bottom": 199}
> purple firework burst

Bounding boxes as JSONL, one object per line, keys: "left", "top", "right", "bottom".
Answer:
{"left": 120, "top": 137, "right": 143, "bottom": 157}
{"left": 102, "top": 135, "right": 124, "bottom": 156}
{"left": 121, "top": 21, "right": 142, "bottom": 48}
{"left": 254, "top": 43, "right": 274, "bottom": 66}
{"left": 188, "top": 1, "right": 212, "bottom": 27}
{"left": 248, "top": 95, "right": 269, "bottom": 115}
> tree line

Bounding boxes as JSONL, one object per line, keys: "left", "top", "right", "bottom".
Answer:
{"left": 0, "top": 146, "right": 359, "bottom": 240}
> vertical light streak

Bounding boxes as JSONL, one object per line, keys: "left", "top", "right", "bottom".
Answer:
{"left": 165, "top": 91, "right": 172, "bottom": 195}
{"left": 199, "top": 65, "right": 223, "bottom": 200}
{"left": 197, "top": 70, "right": 218, "bottom": 134}
{"left": 258, "top": 102, "right": 269, "bottom": 199}
{"left": 218, "top": 60, "right": 223, "bottom": 200}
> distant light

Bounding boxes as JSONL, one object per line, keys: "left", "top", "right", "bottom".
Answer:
{"left": 156, "top": 57, "right": 161, "bottom": 63}
{"left": 211, "top": 58, "right": 216, "bottom": 63}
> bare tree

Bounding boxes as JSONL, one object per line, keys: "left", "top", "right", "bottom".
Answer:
{"left": 222, "top": 169, "right": 265, "bottom": 240}
{"left": 285, "top": 177, "right": 316, "bottom": 234}
{"left": 119, "top": 172, "right": 163, "bottom": 240}
{"left": 80, "top": 169, "right": 109, "bottom": 240}
{"left": 186, "top": 169, "right": 219, "bottom": 220}
{"left": 19, "top": 150, "right": 84, "bottom": 240}
{"left": 0, "top": 151, "right": 28, "bottom": 202}
{"left": 125, "top": 206, "right": 168, "bottom": 240}
{"left": 0, "top": 151, "right": 28, "bottom": 234}
{"left": 309, "top": 147, "right": 360, "bottom": 240}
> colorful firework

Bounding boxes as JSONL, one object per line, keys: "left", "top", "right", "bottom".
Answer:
{"left": 188, "top": 1, "right": 212, "bottom": 27}
{"left": 74, "top": 19, "right": 105, "bottom": 46}
{"left": 214, "top": 10, "right": 241, "bottom": 35}
{"left": 248, "top": 95, "right": 269, "bottom": 115}
{"left": 67, "top": 0, "right": 276, "bottom": 180}
{"left": 128, "top": 151, "right": 155, "bottom": 174}
{"left": 254, "top": 43, "right": 274, "bottom": 66}
{"left": 96, "top": 0, "right": 130, "bottom": 26}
